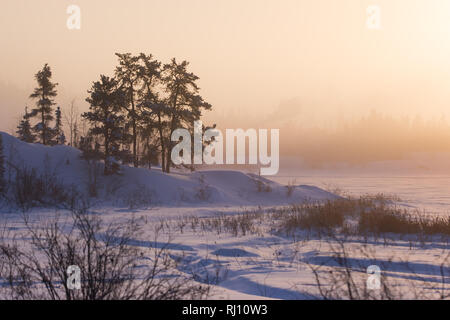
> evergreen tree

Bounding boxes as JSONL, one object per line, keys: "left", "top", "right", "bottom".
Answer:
{"left": 83, "top": 75, "right": 129, "bottom": 175}
{"left": 141, "top": 103, "right": 170, "bottom": 171}
{"left": 115, "top": 53, "right": 141, "bottom": 168}
{"left": 54, "top": 106, "right": 66, "bottom": 145}
{"left": 29, "top": 64, "right": 58, "bottom": 145}
{"left": 0, "top": 134, "right": 5, "bottom": 194}
{"left": 162, "top": 58, "right": 212, "bottom": 172}
{"left": 187, "top": 122, "right": 217, "bottom": 172}
{"left": 16, "top": 107, "right": 36, "bottom": 143}
{"left": 137, "top": 53, "right": 162, "bottom": 170}
{"left": 79, "top": 134, "right": 101, "bottom": 162}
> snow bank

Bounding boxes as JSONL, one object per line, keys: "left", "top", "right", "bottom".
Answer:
{"left": 0, "top": 132, "right": 338, "bottom": 208}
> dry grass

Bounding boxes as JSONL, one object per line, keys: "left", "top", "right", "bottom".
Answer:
{"left": 277, "top": 201, "right": 348, "bottom": 234}
{"left": 359, "top": 209, "right": 450, "bottom": 236}
{"left": 172, "top": 195, "right": 450, "bottom": 240}
{"left": 275, "top": 195, "right": 450, "bottom": 238}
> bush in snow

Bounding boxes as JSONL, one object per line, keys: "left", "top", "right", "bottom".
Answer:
{"left": 0, "top": 208, "right": 210, "bottom": 300}
{"left": 11, "top": 165, "right": 78, "bottom": 212}
{"left": 195, "top": 174, "right": 212, "bottom": 201}
{"left": 285, "top": 179, "right": 296, "bottom": 197}
{"left": 253, "top": 178, "right": 272, "bottom": 193}
{"left": 305, "top": 234, "right": 450, "bottom": 300}
{"left": 79, "top": 135, "right": 102, "bottom": 197}
{"left": 123, "top": 184, "right": 155, "bottom": 209}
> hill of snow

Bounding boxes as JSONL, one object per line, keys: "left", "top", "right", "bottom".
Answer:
{"left": 0, "top": 132, "right": 338, "bottom": 209}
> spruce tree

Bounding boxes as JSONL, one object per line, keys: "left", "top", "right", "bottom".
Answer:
{"left": 115, "top": 53, "right": 141, "bottom": 168}
{"left": 162, "top": 58, "right": 212, "bottom": 172}
{"left": 83, "top": 75, "right": 129, "bottom": 175}
{"left": 54, "top": 106, "right": 66, "bottom": 145}
{"left": 29, "top": 64, "right": 58, "bottom": 145}
{"left": 16, "top": 107, "right": 36, "bottom": 143}
{"left": 137, "top": 53, "right": 162, "bottom": 170}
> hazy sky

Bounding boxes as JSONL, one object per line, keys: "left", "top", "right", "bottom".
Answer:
{"left": 2, "top": 0, "right": 450, "bottom": 133}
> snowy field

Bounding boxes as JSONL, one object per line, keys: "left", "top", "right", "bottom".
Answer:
{"left": 0, "top": 132, "right": 449, "bottom": 300}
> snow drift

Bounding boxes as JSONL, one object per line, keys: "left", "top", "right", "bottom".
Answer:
{"left": 0, "top": 132, "right": 338, "bottom": 209}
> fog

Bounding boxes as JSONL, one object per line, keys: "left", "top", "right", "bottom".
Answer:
{"left": 2, "top": 0, "right": 450, "bottom": 167}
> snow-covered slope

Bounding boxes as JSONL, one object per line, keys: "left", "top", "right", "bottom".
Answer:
{"left": 0, "top": 132, "right": 338, "bottom": 208}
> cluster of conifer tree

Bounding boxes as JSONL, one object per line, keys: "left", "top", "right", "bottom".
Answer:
{"left": 16, "top": 53, "right": 212, "bottom": 175}
{"left": 16, "top": 64, "right": 65, "bottom": 146}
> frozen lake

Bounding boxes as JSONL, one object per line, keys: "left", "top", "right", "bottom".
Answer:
{"left": 272, "top": 174, "right": 450, "bottom": 215}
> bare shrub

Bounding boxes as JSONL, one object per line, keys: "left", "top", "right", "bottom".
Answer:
{"left": 285, "top": 179, "right": 296, "bottom": 197}
{"left": 195, "top": 175, "right": 212, "bottom": 201}
{"left": 10, "top": 166, "right": 79, "bottom": 212}
{"left": 253, "top": 178, "right": 272, "bottom": 193}
{"left": 194, "top": 212, "right": 263, "bottom": 237}
{"left": 0, "top": 209, "right": 209, "bottom": 300}
{"left": 306, "top": 236, "right": 450, "bottom": 300}
{"left": 322, "top": 183, "right": 348, "bottom": 197}
{"left": 306, "top": 238, "right": 394, "bottom": 299}
{"left": 177, "top": 187, "right": 190, "bottom": 202}
{"left": 85, "top": 160, "right": 102, "bottom": 198}
{"left": 124, "top": 184, "right": 155, "bottom": 209}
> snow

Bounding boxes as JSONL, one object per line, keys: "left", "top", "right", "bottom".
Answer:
{"left": 0, "top": 132, "right": 448, "bottom": 300}
{"left": 0, "top": 132, "right": 338, "bottom": 210}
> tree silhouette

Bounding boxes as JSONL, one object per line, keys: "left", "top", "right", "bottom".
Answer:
{"left": 83, "top": 75, "right": 129, "bottom": 175}
{"left": 115, "top": 53, "right": 141, "bottom": 168}
{"left": 29, "top": 64, "right": 58, "bottom": 145}
{"left": 162, "top": 58, "right": 212, "bottom": 172}
{"left": 16, "top": 107, "right": 36, "bottom": 143}
{"left": 54, "top": 106, "right": 66, "bottom": 145}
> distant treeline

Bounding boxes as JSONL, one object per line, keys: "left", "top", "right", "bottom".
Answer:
{"left": 283, "top": 110, "right": 450, "bottom": 166}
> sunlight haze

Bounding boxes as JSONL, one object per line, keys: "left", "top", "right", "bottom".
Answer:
{"left": 2, "top": 0, "right": 450, "bottom": 162}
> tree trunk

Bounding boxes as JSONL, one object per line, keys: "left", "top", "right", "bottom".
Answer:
{"left": 157, "top": 113, "right": 166, "bottom": 172}
{"left": 42, "top": 110, "right": 46, "bottom": 145}
{"left": 165, "top": 149, "right": 170, "bottom": 173}
{"left": 131, "top": 91, "right": 137, "bottom": 168}
{"left": 165, "top": 115, "right": 178, "bottom": 174}
{"left": 41, "top": 93, "right": 46, "bottom": 145}
{"left": 165, "top": 90, "right": 179, "bottom": 174}
{"left": 104, "top": 134, "right": 110, "bottom": 175}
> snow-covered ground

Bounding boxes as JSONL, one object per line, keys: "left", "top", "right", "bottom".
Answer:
{"left": 0, "top": 132, "right": 338, "bottom": 210}
{"left": 0, "top": 132, "right": 449, "bottom": 300}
